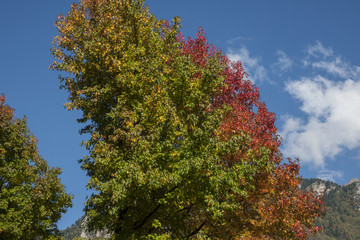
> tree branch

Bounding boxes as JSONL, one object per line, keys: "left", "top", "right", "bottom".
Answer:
{"left": 114, "top": 205, "right": 132, "bottom": 234}
{"left": 133, "top": 185, "right": 178, "bottom": 231}
{"left": 133, "top": 204, "right": 161, "bottom": 230}
{"left": 177, "top": 203, "right": 194, "bottom": 214}
{"left": 186, "top": 221, "right": 206, "bottom": 239}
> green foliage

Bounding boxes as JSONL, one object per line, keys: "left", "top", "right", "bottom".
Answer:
{"left": 0, "top": 96, "right": 73, "bottom": 239}
{"left": 52, "top": 1, "right": 230, "bottom": 238}
{"left": 52, "top": 0, "right": 324, "bottom": 239}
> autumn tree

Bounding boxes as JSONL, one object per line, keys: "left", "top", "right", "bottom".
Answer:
{"left": 52, "top": 0, "right": 324, "bottom": 239}
{"left": 179, "top": 33, "right": 324, "bottom": 239}
{"left": 0, "top": 95, "right": 73, "bottom": 239}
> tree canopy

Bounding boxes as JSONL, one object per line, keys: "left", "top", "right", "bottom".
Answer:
{"left": 0, "top": 95, "right": 73, "bottom": 239}
{"left": 52, "top": 0, "right": 324, "bottom": 239}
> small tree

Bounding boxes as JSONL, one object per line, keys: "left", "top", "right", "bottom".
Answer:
{"left": 52, "top": 0, "right": 324, "bottom": 239}
{"left": 0, "top": 95, "right": 72, "bottom": 239}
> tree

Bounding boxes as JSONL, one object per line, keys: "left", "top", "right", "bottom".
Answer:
{"left": 178, "top": 31, "right": 324, "bottom": 240}
{"left": 52, "top": 0, "right": 324, "bottom": 239}
{"left": 0, "top": 95, "right": 73, "bottom": 239}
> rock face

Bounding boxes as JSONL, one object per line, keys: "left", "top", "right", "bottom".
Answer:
{"left": 80, "top": 229, "right": 111, "bottom": 239}
{"left": 303, "top": 178, "right": 360, "bottom": 197}
{"left": 346, "top": 178, "right": 360, "bottom": 192}
{"left": 80, "top": 217, "right": 112, "bottom": 239}
{"left": 307, "top": 181, "right": 336, "bottom": 196}
{"left": 347, "top": 178, "right": 360, "bottom": 185}
{"left": 300, "top": 178, "right": 339, "bottom": 196}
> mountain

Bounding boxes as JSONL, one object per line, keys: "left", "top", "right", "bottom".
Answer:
{"left": 301, "top": 178, "right": 360, "bottom": 240}
{"left": 61, "top": 178, "right": 360, "bottom": 239}
{"left": 60, "top": 215, "right": 110, "bottom": 240}
{"left": 60, "top": 215, "right": 84, "bottom": 240}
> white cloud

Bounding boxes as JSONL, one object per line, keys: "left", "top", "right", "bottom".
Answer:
{"left": 223, "top": 40, "right": 360, "bottom": 182}
{"left": 281, "top": 41, "right": 360, "bottom": 178}
{"left": 226, "top": 36, "right": 252, "bottom": 45}
{"left": 306, "top": 40, "right": 333, "bottom": 58}
{"left": 312, "top": 57, "right": 360, "bottom": 79}
{"left": 317, "top": 169, "right": 343, "bottom": 182}
{"left": 273, "top": 50, "right": 292, "bottom": 72}
{"left": 227, "top": 47, "right": 268, "bottom": 83}
{"left": 304, "top": 41, "right": 360, "bottom": 79}
{"left": 281, "top": 76, "right": 360, "bottom": 168}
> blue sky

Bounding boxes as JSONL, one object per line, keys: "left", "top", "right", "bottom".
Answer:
{"left": 1, "top": 0, "right": 360, "bottom": 230}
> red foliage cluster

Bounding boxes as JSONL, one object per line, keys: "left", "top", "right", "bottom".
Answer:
{"left": 181, "top": 28, "right": 219, "bottom": 68}
{"left": 178, "top": 29, "right": 324, "bottom": 239}
{"left": 0, "top": 95, "right": 14, "bottom": 122}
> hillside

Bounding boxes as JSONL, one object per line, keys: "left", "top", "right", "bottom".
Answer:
{"left": 61, "top": 215, "right": 84, "bottom": 240}
{"left": 301, "top": 178, "right": 360, "bottom": 240}
{"left": 61, "top": 178, "right": 360, "bottom": 239}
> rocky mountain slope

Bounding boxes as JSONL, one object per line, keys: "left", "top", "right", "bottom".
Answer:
{"left": 301, "top": 178, "right": 360, "bottom": 240}
{"left": 61, "top": 216, "right": 84, "bottom": 240}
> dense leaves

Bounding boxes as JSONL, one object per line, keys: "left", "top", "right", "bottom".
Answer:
{"left": 0, "top": 95, "right": 72, "bottom": 239}
{"left": 52, "top": 0, "right": 324, "bottom": 239}
{"left": 183, "top": 32, "right": 325, "bottom": 240}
